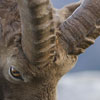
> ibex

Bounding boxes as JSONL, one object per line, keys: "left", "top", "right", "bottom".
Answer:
{"left": 0, "top": 0, "right": 100, "bottom": 100}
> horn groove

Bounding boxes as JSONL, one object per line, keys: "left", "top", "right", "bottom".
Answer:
{"left": 17, "top": 0, "right": 56, "bottom": 67}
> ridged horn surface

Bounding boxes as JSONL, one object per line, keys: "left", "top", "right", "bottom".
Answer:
{"left": 17, "top": 0, "right": 56, "bottom": 67}
{"left": 59, "top": 0, "right": 100, "bottom": 55}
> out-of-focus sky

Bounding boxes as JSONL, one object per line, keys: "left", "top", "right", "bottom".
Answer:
{"left": 50, "top": 1, "right": 100, "bottom": 100}
{"left": 51, "top": 0, "right": 100, "bottom": 72}
{"left": 51, "top": 0, "right": 79, "bottom": 8}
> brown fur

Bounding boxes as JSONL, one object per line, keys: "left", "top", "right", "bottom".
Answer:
{"left": 0, "top": 0, "right": 100, "bottom": 100}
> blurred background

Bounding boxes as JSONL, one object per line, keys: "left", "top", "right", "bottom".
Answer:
{"left": 51, "top": 0, "right": 100, "bottom": 100}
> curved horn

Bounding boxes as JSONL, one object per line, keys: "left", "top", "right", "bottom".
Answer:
{"left": 17, "top": 0, "right": 56, "bottom": 67}
{"left": 58, "top": 0, "right": 100, "bottom": 55}
{"left": 53, "top": 1, "right": 81, "bottom": 26}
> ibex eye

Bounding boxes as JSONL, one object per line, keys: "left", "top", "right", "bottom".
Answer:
{"left": 9, "top": 67, "right": 23, "bottom": 81}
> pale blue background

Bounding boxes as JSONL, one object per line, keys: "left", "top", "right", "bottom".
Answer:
{"left": 51, "top": 0, "right": 100, "bottom": 72}
{"left": 51, "top": 1, "right": 100, "bottom": 100}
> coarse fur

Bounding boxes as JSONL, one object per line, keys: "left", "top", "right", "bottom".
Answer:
{"left": 0, "top": 0, "right": 100, "bottom": 100}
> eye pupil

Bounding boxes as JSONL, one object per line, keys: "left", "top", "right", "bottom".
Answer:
{"left": 10, "top": 67, "right": 23, "bottom": 81}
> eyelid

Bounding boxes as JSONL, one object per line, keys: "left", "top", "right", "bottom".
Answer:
{"left": 9, "top": 66, "right": 24, "bottom": 81}
{"left": 10, "top": 68, "right": 20, "bottom": 76}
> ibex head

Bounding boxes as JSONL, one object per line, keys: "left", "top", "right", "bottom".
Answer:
{"left": 0, "top": 0, "right": 100, "bottom": 100}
